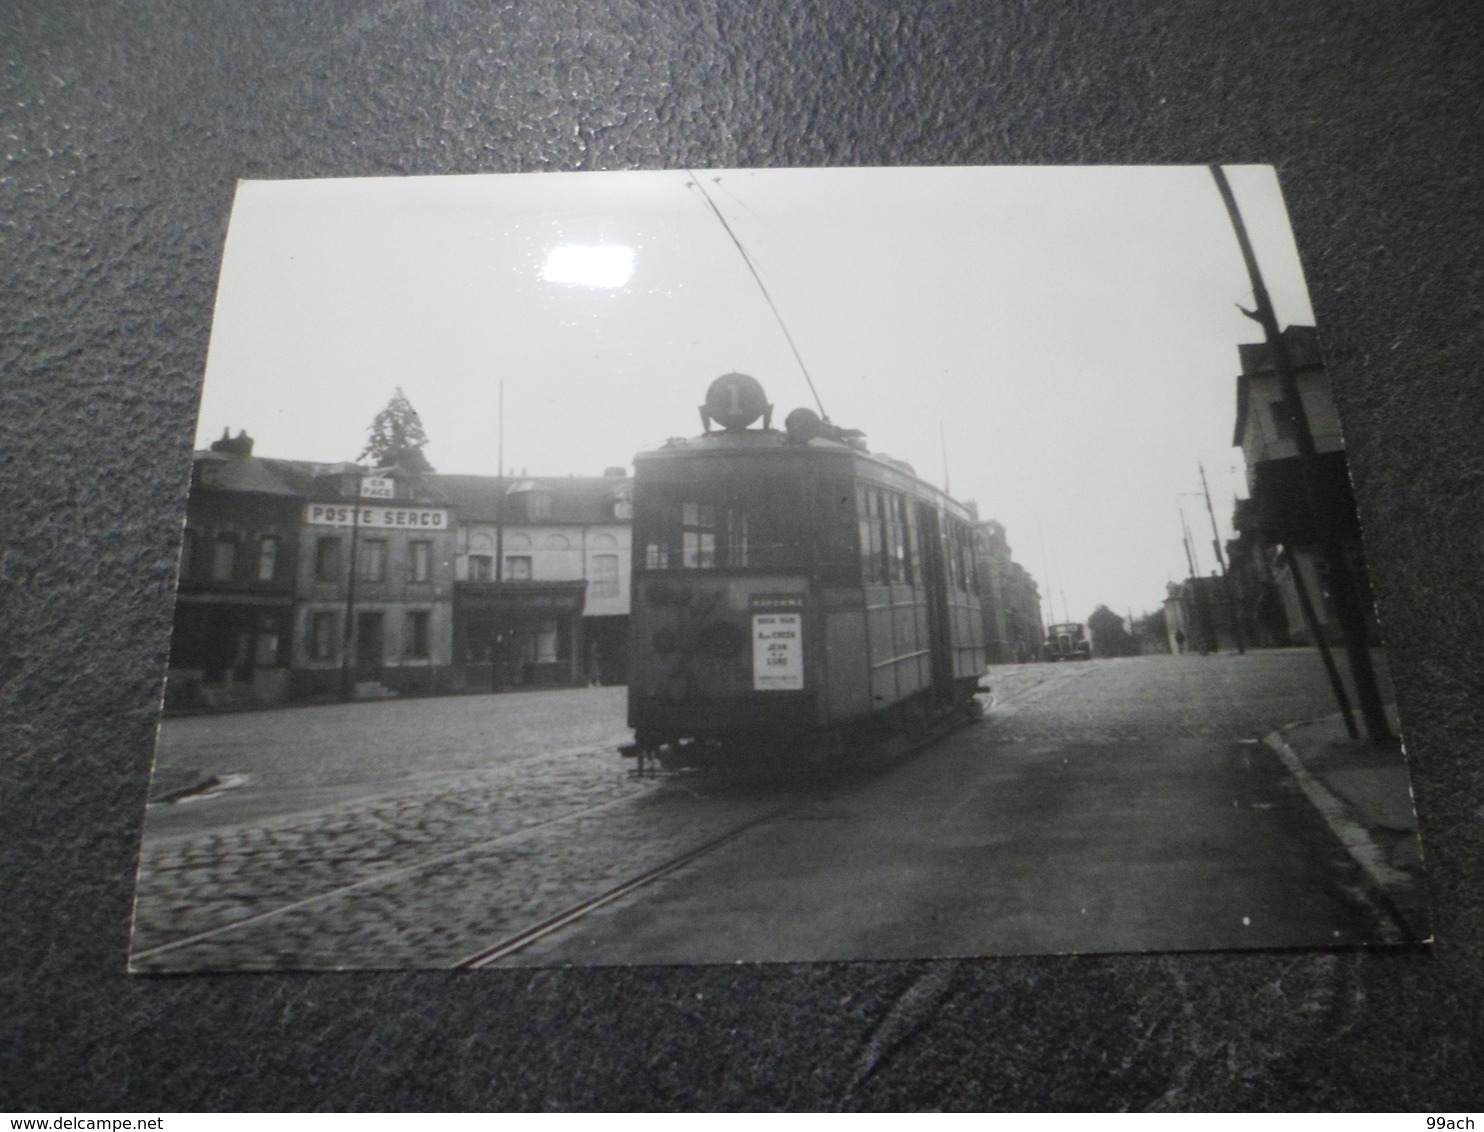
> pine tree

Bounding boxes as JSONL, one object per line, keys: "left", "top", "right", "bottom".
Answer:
{"left": 360, "top": 387, "right": 434, "bottom": 472}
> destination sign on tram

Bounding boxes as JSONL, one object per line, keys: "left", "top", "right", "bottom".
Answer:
{"left": 304, "top": 503, "right": 449, "bottom": 530}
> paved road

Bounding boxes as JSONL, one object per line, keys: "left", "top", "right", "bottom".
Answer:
{"left": 144, "top": 686, "right": 635, "bottom": 838}
{"left": 515, "top": 652, "right": 1406, "bottom": 964}
{"left": 131, "top": 650, "right": 1408, "bottom": 971}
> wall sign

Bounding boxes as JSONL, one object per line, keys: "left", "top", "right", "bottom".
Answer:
{"left": 751, "top": 593, "right": 805, "bottom": 691}
{"left": 359, "top": 476, "right": 396, "bottom": 499}
{"left": 305, "top": 503, "right": 449, "bottom": 529}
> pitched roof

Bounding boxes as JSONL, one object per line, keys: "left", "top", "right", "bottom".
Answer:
{"left": 193, "top": 452, "right": 301, "bottom": 496}
{"left": 427, "top": 474, "right": 631, "bottom": 524}
{"left": 192, "top": 451, "right": 632, "bottom": 523}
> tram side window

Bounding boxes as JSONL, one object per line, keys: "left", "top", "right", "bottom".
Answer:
{"left": 813, "top": 481, "right": 858, "bottom": 586}
{"left": 945, "top": 521, "right": 976, "bottom": 593}
{"left": 857, "top": 486, "right": 883, "bottom": 584}
{"left": 857, "top": 486, "right": 912, "bottom": 585}
{"left": 886, "top": 493, "right": 912, "bottom": 584}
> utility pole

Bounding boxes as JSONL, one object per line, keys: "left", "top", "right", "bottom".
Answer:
{"left": 1200, "top": 462, "right": 1245, "bottom": 654}
{"left": 340, "top": 476, "right": 363, "bottom": 702}
{"left": 1181, "top": 506, "right": 1217, "bottom": 654}
{"left": 1038, "top": 522, "right": 1055, "bottom": 626}
{"left": 1210, "top": 165, "right": 1391, "bottom": 742}
{"left": 493, "top": 380, "right": 506, "bottom": 692}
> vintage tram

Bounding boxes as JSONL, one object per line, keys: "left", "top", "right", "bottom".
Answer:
{"left": 623, "top": 373, "right": 988, "bottom": 771}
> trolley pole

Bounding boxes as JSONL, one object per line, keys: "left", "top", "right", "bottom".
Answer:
{"left": 1210, "top": 165, "right": 1390, "bottom": 742}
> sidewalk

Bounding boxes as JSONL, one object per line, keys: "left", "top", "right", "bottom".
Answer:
{"left": 1264, "top": 706, "right": 1431, "bottom": 942}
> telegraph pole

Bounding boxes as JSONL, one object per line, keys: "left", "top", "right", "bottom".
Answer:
{"left": 1200, "top": 462, "right": 1245, "bottom": 653}
{"left": 1210, "top": 165, "right": 1390, "bottom": 741}
{"left": 340, "top": 478, "right": 363, "bottom": 702}
{"left": 1181, "top": 506, "right": 1217, "bottom": 653}
{"left": 493, "top": 380, "right": 506, "bottom": 691}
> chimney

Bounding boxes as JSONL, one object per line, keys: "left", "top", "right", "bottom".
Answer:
{"left": 209, "top": 428, "right": 254, "bottom": 457}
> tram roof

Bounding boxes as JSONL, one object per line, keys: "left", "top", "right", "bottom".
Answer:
{"left": 634, "top": 428, "right": 978, "bottom": 520}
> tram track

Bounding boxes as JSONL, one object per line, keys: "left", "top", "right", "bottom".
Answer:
{"left": 132, "top": 716, "right": 980, "bottom": 971}
{"left": 452, "top": 714, "right": 982, "bottom": 967}
{"left": 454, "top": 804, "right": 797, "bottom": 967}
{"left": 128, "top": 785, "right": 669, "bottom": 968}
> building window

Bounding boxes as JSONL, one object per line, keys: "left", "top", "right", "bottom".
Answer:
{"left": 315, "top": 537, "right": 341, "bottom": 582}
{"left": 1269, "top": 399, "right": 1299, "bottom": 441}
{"left": 180, "top": 529, "right": 197, "bottom": 581}
{"left": 211, "top": 535, "right": 237, "bottom": 582}
{"left": 613, "top": 498, "right": 633, "bottom": 520}
{"left": 359, "top": 538, "right": 387, "bottom": 583}
{"left": 310, "top": 611, "right": 338, "bottom": 660}
{"left": 505, "top": 555, "right": 533, "bottom": 581}
{"left": 405, "top": 611, "right": 430, "bottom": 659}
{"left": 256, "top": 535, "right": 279, "bottom": 582}
{"left": 590, "top": 554, "right": 620, "bottom": 598}
{"left": 527, "top": 492, "right": 552, "bottom": 520}
{"left": 410, "top": 540, "right": 432, "bottom": 582}
{"left": 468, "top": 554, "right": 493, "bottom": 581}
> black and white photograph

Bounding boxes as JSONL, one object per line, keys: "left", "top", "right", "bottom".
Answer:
{"left": 129, "top": 164, "right": 1428, "bottom": 972}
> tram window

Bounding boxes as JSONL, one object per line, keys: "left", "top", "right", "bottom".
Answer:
{"left": 858, "top": 486, "right": 914, "bottom": 584}
{"left": 638, "top": 482, "right": 807, "bottom": 572}
{"left": 904, "top": 504, "right": 921, "bottom": 584}
{"left": 886, "top": 493, "right": 912, "bottom": 584}
{"left": 946, "top": 521, "right": 976, "bottom": 593}
{"left": 858, "top": 485, "right": 885, "bottom": 584}
{"left": 683, "top": 531, "right": 716, "bottom": 568}
{"left": 812, "top": 481, "right": 858, "bottom": 586}
{"left": 681, "top": 502, "right": 717, "bottom": 568}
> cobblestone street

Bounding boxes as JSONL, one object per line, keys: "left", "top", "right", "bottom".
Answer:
{"left": 131, "top": 651, "right": 1422, "bottom": 971}
{"left": 133, "top": 687, "right": 665, "bottom": 967}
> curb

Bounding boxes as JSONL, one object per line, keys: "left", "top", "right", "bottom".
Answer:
{"left": 1261, "top": 728, "right": 1412, "bottom": 892}
{"left": 1262, "top": 723, "right": 1428, "bottom": 944}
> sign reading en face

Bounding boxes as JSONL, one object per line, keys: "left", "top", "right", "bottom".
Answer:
{"left": 304, "top": 504, "right": 449, "bottom": 530}
{"left": 359, "top": 476, "right": 395, "bottom": 499}
{"left": 750, "top": 593, "right": 805, "bottom": 691}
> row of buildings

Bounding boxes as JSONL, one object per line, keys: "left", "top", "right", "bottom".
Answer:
{"left": 169, "top": 431, "right": 634, "bottom": 709}
{"left": 168, "top": 430, "right": 1047, "bottom": 710}
{"left": 1163, "top": 325, "right": 1379, "bottom": 654}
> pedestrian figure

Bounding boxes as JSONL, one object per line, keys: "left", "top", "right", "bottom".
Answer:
{"left": 1175, "top": 628, "right": 1186, "bottom": 654}
{"left": 586, "top": 639, "right": 602, "bottom": 687}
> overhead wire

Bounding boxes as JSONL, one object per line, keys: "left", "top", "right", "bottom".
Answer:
{"left": 684, "top": 170, "right": 829, "bottom": 420}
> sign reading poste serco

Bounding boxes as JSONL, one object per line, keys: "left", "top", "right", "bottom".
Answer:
{"left": 304, "top": 503, "right": 449, "bottom": 530}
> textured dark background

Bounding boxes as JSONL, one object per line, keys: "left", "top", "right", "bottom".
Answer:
{"left": 3, "top": 0, "right": 1482, "bottom": 1111}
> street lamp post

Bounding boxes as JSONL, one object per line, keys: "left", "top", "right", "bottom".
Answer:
{"left": 339, "top": 471, "right": 394, "bottom": 702}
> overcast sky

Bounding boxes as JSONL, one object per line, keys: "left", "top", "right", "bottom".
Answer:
{"left": 197, "top": 165, "right": 1316, "bottom": 623}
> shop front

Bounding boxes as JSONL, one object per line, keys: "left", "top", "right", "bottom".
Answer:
{"left": 453, "top": 580, "right": 587, "bottom": 691}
